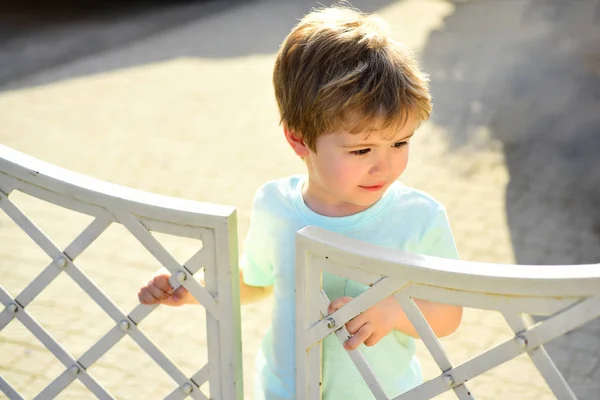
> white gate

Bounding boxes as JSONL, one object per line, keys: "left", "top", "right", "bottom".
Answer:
{"left": 295, "top": 226, "right": 600, "bottom": 399}
{"left": 0, "top": 145, "right": 243, "bottom": 400}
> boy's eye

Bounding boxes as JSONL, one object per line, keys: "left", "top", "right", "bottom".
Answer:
{"left": 393, "top": 141, "right": 408, "bottom": 148}
{"left": 350, "top": 148, "right": 371, "bottom": 156}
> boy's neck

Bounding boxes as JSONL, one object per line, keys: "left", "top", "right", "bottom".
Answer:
{"left": 301, "top": 179, "right": 379, "bottom": 217}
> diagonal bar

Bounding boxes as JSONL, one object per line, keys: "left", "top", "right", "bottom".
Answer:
{"left": 0, "top": 191, "right": 61, "bottom": 260}
{"left": 128, "top": 248, "right": 209, "bottom": 325}
{"left": 191, "top": 365, "right": 210, "bottom": 387}
{"left": 0, "top": 208, "right": 193, "bottom": 398}
{"left": 71, "top": 247, "right": 216, "bottom": 389}
{"left": 307, "top": 277, "right": 408, "bottom": 346}
{"left": 78, "top": 325, "right": 125, "bottom": 368}
{"left": 0, "top": 306, "right": 15, "bottom": 332}
{"left": 164, "top": 384, "right": 209, "bottom": 400}
{"left": 64, "top": 261, "right": 131, "bottom": 324}
{"left": 334, "top": 327, "right": 388, "bottom": 400}
{"left": 0, "top": 287, "right": 18, "bottom": 331}
{"left": 1, "top": 147, "right": 243, "bottom": 400}
{"left": 503, "top": 312, "right": 576, "bottom": 399}
{"left": 395, "top": 295, "right": 453, "bottom": 372}
{"left": 116, "top": 212, "right": 218, "bottom": 317}
{"left": 34, "top": 364, "right": 115, "bottom": 400}
{"left": 126, "top": 326, "right": 190, "bottom": 385}
{"left": 0, "top": 376, "right": 24, "bottom": 400}
{"left": 73, "top": 316, "right": 204, "bottom": 400}
{"left": 395, "top": 294, "right": 474, "bottom": 399}
{"left": 0, "top": 179, "right": 17, "bottom": 200}
{"left": 182, "top": 248, "right": 206, "bottom": 275}
{"left": 4, "top": 294, "right": 113, "bottom": 399}
{"left": 16, "top": 217, "right": 111, "bottom": 308}
{"left": 396, "top": 295, "right": 600, "bottom": 399}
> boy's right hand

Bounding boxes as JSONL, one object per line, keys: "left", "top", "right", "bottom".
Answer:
{"left": 138, "top": 269, "right": 194, "bottom": 307}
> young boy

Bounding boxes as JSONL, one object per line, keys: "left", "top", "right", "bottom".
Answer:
{"left": 138, "top": 5, "right": 462, "bottom": 399}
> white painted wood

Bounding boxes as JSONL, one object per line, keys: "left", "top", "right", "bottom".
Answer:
{"left": 404, "top": 283, "right": 581, "bottom": 316}
{"left": 306, "top": 276, "right": 408, "bottom": 346}
{"left": 503, "top": 313, "right": 576, "bottom": 399}
{"left": 307, "top": 343, "right": 323, "bottom": 399}
{"left": 295, "top": 241, "right": 309, "bottom": 400}
{"left": 297, "top": 227, "right": 600, "bottom": 297}
{"left": 296, "top": 226, "right": 600, "bottom": 400}
{"left": 334, "top": 328, "right": 388, "bottom": 400}
{"left": 164, "top": 383, "right": 209, "bottom": 400}
{"left": 36, "top": 367, "right": 114, "bottom": 400}
{"left": 0, "top": 191, "right": 63, "bottom": 260}
{"left": 0, "top": 377, "right": 24, "bottom": 400}
{"left": 63, "top": 218, "right": 112, "bottom": 261}
{"left": 78, "top": 326, "right": 125, "bottom": 368}
{"left": 0, "top": 309, "right": 13, "bottom": 332}
{"left": 0, "top": 178, "right": 17, "bottom": 201}
{"left": 0, "top": 171, "right": 116, "bottom": 222}
{"left": 452, "top": 384, "right": 475, "bottom": 400}
{"left": 117, "top": 212, "right": 219, "bottom": 317}
{"left": 312, "top": 254, "right": 387, "bottom": 287}
{"left": 191, "top": 364, "right": 210, "bottom": 387}
{"left": 395, "top": 295, "right": 453, "bottom": 372}
{"left": 205, "top": 231, "right": 224, "bottom": 400}
{"left": 307, "top": 252, "right": 324, "bottom": 399}
{"left": 17, "top": 218, "right": 110, "bottom": 308}
{"left": 0, "top": 145, "right": 233, "bottom": 228}
{"left": 211, "top": 214, "right": 243, "bottom": 400}
{"left": 0, "top": 145, "right": 243, "bottom": 399}
{"left": 11, "top": 300, "right": 114, "bottom": 400}
{"left": 0, "top": 287, "right": 18, "bottom": 331}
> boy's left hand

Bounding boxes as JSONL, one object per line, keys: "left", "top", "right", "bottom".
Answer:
{"left": 328, "top": 296, "right": 401, "bottom": 350}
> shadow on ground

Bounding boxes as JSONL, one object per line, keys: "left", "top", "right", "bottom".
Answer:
{"left": 422, "top": 0, "right": 600, "bottom": 265}
{"left": 421, "top": 0, "right": 600, "bottom": 396}
{"left": 0, "top": 0, "right": 399, "bottom": 91}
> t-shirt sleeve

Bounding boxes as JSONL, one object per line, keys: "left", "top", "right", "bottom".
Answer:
{"left": 239, "top": 190, "right": 275, "bottom": 287}
{"left": 415, "top": 206, "right": 460, "bottom": 260}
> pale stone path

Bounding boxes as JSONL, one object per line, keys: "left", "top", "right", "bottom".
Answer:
{"left": 1, "top": 0, "right": 599, "bottom": 399}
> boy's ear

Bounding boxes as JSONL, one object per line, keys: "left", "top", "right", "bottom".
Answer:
{"left": 284, "top": 125, "right": 310, "bottom": 157}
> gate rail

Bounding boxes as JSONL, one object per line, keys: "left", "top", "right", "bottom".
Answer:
{"left": 0, "top": 144, "right": 243, "bottom": 400}
{"left": 295, "top": 226, "right": 600, "bottom": 400}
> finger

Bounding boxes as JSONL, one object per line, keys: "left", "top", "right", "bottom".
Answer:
{"left": 364, "top": 332, "right": 383, "bottom": 347}
{"left": 344, "top": 323, "right": 374, "bottom": 351}
{"left": 153, "top": 275, "right": 174, "bottom": 294}
{"left": 139, "top": 288, "right": 158, "bottom": 304}
{"left": 173, "top": 286, "right": 188, "bottom": 301}
{"left": 147, "top": 281, "right": 170, "bottom": 300}
{"left": 328, "top": 296, "right": 353, "bottom": 314}
{"left": 345, "top": 315, "right": 366, "bottom": 335}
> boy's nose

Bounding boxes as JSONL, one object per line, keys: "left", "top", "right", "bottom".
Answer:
{"left": 370, "top": 152, "right": 392, "bottom": 175}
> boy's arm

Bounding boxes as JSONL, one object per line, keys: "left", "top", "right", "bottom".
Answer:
{"left": 239, "top": 269, "right": 273, "bottom": 305}
{"left": 396, "top": 299, "right": 462, "bottom": 338}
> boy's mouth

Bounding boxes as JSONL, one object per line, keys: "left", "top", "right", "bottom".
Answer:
{"left": 359, "top": 184, "right": 385, "bottom": 191}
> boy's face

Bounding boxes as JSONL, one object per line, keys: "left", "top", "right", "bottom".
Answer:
{"left": 292, "top": 114, "right": 417, "bottom": 217}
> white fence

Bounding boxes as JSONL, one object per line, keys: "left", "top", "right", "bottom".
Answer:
{"left": 295, "top": 226, "right": 600, "bottom": 399}
{"left": 2, "top": 144, "right": 600, "bottom": 399}
{"left": 0, "top": 145, "right": 243, "bottom": 400}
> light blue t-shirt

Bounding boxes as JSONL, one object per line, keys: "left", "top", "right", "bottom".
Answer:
{"left": 241, "top": 175, "right": 459, "bottom": 400}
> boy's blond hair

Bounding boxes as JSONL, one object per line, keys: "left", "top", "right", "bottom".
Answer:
{"left": 273, "top": 5, "right": 431, "bottom": 151}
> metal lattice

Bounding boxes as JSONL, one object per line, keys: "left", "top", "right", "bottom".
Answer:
{"left": 295, "top": 226, "right": 600, "bottom": 400}
{"left": 0, "top": 145, "right": 243, "bottom": 400}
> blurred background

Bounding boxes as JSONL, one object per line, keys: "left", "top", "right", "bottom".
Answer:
{"left": 1, "top": 0, "right": 599, "bottom": 398}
